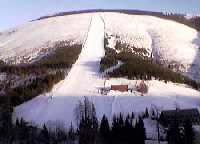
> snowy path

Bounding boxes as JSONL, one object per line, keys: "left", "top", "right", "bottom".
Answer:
{"left": 51, "top": 15, "right": 105, "bottom": 96}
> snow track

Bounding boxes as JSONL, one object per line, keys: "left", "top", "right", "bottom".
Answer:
{"left": 51, "top": 14, "right": 105, "bottom": 96}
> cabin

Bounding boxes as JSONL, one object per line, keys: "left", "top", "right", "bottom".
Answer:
{"left": 136, "top": 80, "right": 148, "bottom": 94}
{"left": 159, "top": 108, "right": 200, "bottom": 127}
{"left": 111, "top": 85, "right": 128, "bottom": 92}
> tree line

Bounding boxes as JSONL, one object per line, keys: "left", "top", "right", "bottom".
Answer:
{"left": 36, "top": 10, "right": 200, "bottom": 31}
{"left": 0, "top": 96, "right": 146, "bottom": 144}
{"left": 123, "top": 11, "right": 200, "bottom": 31}
{"left": 101, "top": 39, "right": 200, "bottom": 90}
{"left": 0, "top": 96, "right": 196, "bottom": 144}
{"left": 0, "top": 43, "right": 82, "bottom": 107}
{"left": 0, "top": 96, "right": 76, "bottom": 144}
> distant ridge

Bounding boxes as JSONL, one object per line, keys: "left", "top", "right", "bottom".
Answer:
{"left": 35, "top": 9, "right": 163, "bottom": 21}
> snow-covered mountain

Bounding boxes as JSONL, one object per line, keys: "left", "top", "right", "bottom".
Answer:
{"left": 0, "top": 12, "right": 200, "bottom": 128}
{"left": 0, "top": 14, "right": 91, "bottom": 64}
{"left": 1, "top": 12, "right": 200, "bottom": 80}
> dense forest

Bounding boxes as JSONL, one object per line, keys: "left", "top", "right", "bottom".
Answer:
{"left": 0, "top": 42, "right": 82, "bottom": 106}
{"left": 101, "top": 38, "right": 200, "bottom": 90}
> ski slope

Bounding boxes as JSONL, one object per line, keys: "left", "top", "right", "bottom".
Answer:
{"left": 50, "top": 15, "right": 105, "bottom": 96}
{"left": 14, "top": 14, "right": 200, "bottom": 128}
{"left": 1, "top": 12, "right": 200, "bottom": 79}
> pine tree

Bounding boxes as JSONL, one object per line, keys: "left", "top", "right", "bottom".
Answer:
{"left": 0, "top": 97, "right": 13, "bottom": 144}
{"left": 124, "top": 116, "right": 133, "bottom": 144}
{"left": 135, "top": 117, "right": 146, "bottom": 144}
{"left": 145, "top": 107, "right": 149, "bottom": 118}
{"left": 167, "top": 113, "right": 183, "bottom": 144}
{"left": 17, "top": 118, "right": 30, "bottom": 143}
{"left": 38, "top": 124, "right": 50, "bottom": 144}
{"left": 68, "top": 123, "right": 76, "bottom": 144}
{"left": 183, "top": 119, "right": 194, "bottom": 144}
{"left": 100, "top": 115, "right": 110, "bottom": 143}
{"left": 78, "top": 97, "right": 98, "bottom": 144}
{"left": 111, "top": 115, "right": 118, "bottom": 143}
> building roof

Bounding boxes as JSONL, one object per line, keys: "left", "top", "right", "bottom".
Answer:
{"left": 161, "top": 108, "right": 200, "bottom": 117}
{"left": 159, "top": 108, "right": 200, "bottom": 127}
{"left": 111, "top": 85, "right": 128, "bottom": 92}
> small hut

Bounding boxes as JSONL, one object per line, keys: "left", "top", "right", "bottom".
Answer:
{"left": 111, "top": 85, "right": 128, "bottom": 92}
{"left": 136, "top": 80, "right": 148, "bottom": 94}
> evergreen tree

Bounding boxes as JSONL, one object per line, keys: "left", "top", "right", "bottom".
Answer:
{"left": 144, "top": 107, "right": 149, "bottom": 118}
{"left": 167, "top": 112, "right": 183, "bottom": 144}
{"left": 16, "top": 118, "right": 30, "bottom": 143}
{"left": 0, "top": 97, "right": 13, "bottom": 144}
{"left": 135, "top": 117, "right": 146, "bottom": 144}
{"left": 111, "top": 115, "right": 118, "bottom": 143}
{"left": 28, "top": 125, "right": 38, "bottom": 144}
{"left": 79, "top": 117, "right": 97, "bottom": 144}
{"left": 100, "top": 115, "right": 110, "bottom": 143}
{"left": 78, "top": 97, "right": 98, "bottom": 144}
{"left": 124, "top": 115, "right": 134, "bottom": 144}
{"left": 68, "top": 123, "right": 76, "bottom": 144}
{"left": 183, "top": 119, "right": 194, "bottom": 144}
{"left": 38, "top": 124, "right": 50, "bottom": 144}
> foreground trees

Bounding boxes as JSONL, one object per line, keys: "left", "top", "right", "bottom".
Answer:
{"left": 0, "top": 97, "right": 195, "bottom": 144}
{"left": 167, "top": 118, "right": 195, "bottom": 144}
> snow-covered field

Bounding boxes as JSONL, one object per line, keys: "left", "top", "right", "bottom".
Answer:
{"left": 14, "top": 14, "right": 200, "bottom": 130}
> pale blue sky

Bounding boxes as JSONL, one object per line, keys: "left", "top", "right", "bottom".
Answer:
{"left": 0, "top": 0, "right": 200, "bottom": 31}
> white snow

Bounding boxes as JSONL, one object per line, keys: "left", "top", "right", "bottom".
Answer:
{"left": 101, "top": 13, "right": 200, "bottom": 80}
{"left": 14, "top": 14, "right": 200, "bottom": 128}
{"left": 1, "top": 12, "right": 200, "bottom": 79}
{"left": 14, "top": 79, "right": 200, "bottom": 128}
{"left": 0, "top": 14, "right": 92, "bottom": 63}
{"left": 49, "top": 14, "right": 105, "bottom": 96}
{"left": 144, "top": 118, "right": 166, "bottom": 140}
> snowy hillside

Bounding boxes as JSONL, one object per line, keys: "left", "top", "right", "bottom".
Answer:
{"left": 13, "top": 14, "right": 200, "bottom": 129}
{"left": 1, "top": 12, "right": 199, "bottom": 79}
{"left": 101, "top": 13, "right": 200, "bottom": 80}
{"left": 0, "top": 14, "right": 92, "bottom": 63}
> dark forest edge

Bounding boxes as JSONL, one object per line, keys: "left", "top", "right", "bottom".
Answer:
{"left": 35, "top": 9, "right": 200, "bottom": 31}
{"left": 0, "top": 97, "right": 195, "bottom": 144}
{"left": 0, "top": 42, "right": 82, "bottom": 106}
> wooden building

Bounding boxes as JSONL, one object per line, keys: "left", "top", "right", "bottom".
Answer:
{"left": 159, "top": 108, "right": 200, "bottom": 127}
{"left": 111, "top": 85, "right": 128, "bottom": 92}
{"left": 136, "top": 80, "right": 148, "bottom": 94}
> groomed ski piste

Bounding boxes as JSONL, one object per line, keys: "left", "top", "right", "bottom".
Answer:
{"left": 13, "top": 13, "right": 200, "bottom": 130}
